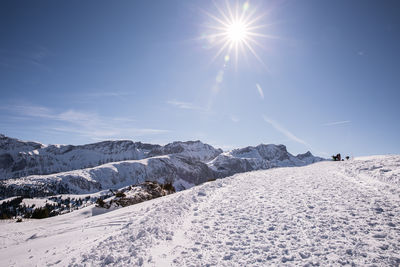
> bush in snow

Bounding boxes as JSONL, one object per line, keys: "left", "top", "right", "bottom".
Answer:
{"left": 115, "top": 191, "right": 126, "bottom": 198}
{"left": 0, "top": 196, "right": 23, "bottom": 219}
{"left": 96, "top": 198, "right": 105, "bottom": 208}
{"left": 31, "top": 206, "right": 49, "bottom": 219}
{"left": 162, "top": 182, "right": 176, "bottom": 193}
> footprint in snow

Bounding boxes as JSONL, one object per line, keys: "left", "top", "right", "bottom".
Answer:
{"left": 299, "top": 252, "right": 311, "bottom": 259}
{"left": 372, "top": 233, "right": 386, "bottom": 239}
{"left": 374, "top": 207, "right": 384, "bottom": 213}
{"left": 197, "top": 191, "right": 206, "bottom": 197}
{"left": 26, "top": 234, "right": 38, "bottom": 240}
{"left": 380, "top": 244, "right": 389, "bottom": 250}
{"left": 281, "top": 256, "right": 295, "bottom": 263}
{"left": 223, "top": 254, "right": 233, "bottom": 260}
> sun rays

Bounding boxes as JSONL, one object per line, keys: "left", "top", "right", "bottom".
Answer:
{"left": 202, "top": 0, "right": 272, "bottom": 67}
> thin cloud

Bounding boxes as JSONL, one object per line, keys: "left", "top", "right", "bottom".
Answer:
{"left": 230, "top": 115, "right": 240, "bottom": 123}
{"left": 51, "top": 126, "right": 168, "bottom": 139}
{"left": 167, "top": 100, "right": 206, "bottom": 111}
{"left": 0, "top": 104, "right": 53, "bottom": 119}
{"left": 0, "top": 104, "right": 168, "bottom": 140}
{"left": 262, "top": 115, "right": 309, "bottom": 146}
{"left": 0, "top": 46, "right": 52, "bottom": 71}
{"left": 256, "top": 83, "right": 264, "bottom": 99}
{"left": 83, "top": 92, "right": 135, "bottom": 98}
{"left": 322, "top": 120, "right": 351, "bottom": 126}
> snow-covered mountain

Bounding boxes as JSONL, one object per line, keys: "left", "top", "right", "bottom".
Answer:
{"left": 209, "top": 144, "right": 324, "bottom": 176}
{"left": 0, "top": 134, "right": 161, "bottom": 179}
{"left": 0, "top": 134, "right": 324, "bottom": 199}
{"left": 0, "top": 135, "right": 224, "bottom": 180}
{"left": 0, "top": 134, "right": 44, "bottom": 155}
{"left": 1, "top": 155, "right": 399, "bottom": 266}
{"left": 148, "top": 140, "right": 223, "bottom": 162}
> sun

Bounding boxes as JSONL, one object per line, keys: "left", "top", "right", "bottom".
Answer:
{"left": 202, "top": 1, "right": 271, "bottom": 66}
{"left": 227, "top": 21, "right": 248, "bottom": 42}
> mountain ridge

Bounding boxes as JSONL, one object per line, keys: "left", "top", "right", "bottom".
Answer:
{"left": 0, "top": 134, "right": 324, "bottom": 199}
{"left": 0, "top": 135, "right": 222, "bottom": 180}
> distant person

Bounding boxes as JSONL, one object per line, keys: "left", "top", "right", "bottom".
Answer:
{"left": 332, "top": 153, "right": 342, "bottom": 161}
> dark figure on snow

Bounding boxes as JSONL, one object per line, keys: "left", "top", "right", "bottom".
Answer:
{"left": 332, "top": 153, "right": 341, "bottom": 161}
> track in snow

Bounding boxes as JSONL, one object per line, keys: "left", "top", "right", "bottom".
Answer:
{"left": 0, "top": 157, "right": 399, "bottom": 266}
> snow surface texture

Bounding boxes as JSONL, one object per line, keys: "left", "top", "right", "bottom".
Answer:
{"left": 0, "top": 155, "right": 399, "bottom": 266}
{"left": 341, "top": 155, "right": 400, "bottom": 186}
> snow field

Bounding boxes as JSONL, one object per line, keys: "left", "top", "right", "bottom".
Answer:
{"left": 0, "top": 156, "right": 399, "bottom": 266}
{"left": 342, "top": 155, "right": 400, "bottom": 185}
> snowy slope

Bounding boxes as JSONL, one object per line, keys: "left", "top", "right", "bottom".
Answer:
{"left": 0, "top": 155, "right": 399, "bottom": 266}
{"left": 341, "top": 155, "right": 400, "bottom": 186}
{"left": 0, "top": 155, "right": 215, "bottom": 198}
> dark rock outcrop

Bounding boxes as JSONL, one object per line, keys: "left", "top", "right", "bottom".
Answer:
{"left": 101, "top": 181, "right": 176, "bottom": 209}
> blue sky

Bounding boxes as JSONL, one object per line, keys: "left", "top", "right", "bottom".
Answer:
{"left": 1, "top": 0, "right": 399, "bottom": 157}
